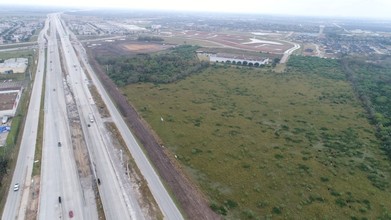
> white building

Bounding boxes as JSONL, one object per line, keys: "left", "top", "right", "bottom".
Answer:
{"left": 204, "top": 53, "right": 270, "bottom": 67}
{"left": 0, "top": 58, "right": 28, "bottom": 74}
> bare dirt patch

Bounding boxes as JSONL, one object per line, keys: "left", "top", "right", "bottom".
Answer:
{"left": 122, "top": 44, "right": 163, "bottom": 52}
{"left": 0, "top": 92, "right": 18, "bottom": 111}
{"left": 25, "top": 176, "right": 40, "bottom": 220}
{"left": 87, "top": 40, "right": 172, "bottom": 58}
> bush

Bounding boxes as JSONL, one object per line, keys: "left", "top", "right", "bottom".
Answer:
{"left": 225, "top": 199, "right": 238, "bottom": 209}
{"left": 210, "top": 202, "right": 227, "bottom": 216}
{"left": 335, "top": 198, "right": 347, "bottom": 207}
{"left": 320, "top": 176, "right": 329, "bottom": 182}
{"left": 272, "top": 206, "right": 282, "bottom": 214}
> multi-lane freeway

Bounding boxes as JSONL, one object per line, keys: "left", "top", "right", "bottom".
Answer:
{"left": 3, "top": 12, "right": 184, "bottom": 220}
{"left": 52, "top": 14, "right": 145, "bottom": 219}
{"left": 1, "top": 16, "right": 48, "bottom": 220}
{"left": 68, "top": 16, "right": 184, "bottom": 220}
{"left": 38, "top": 14, "right": 98, "bottom": 220}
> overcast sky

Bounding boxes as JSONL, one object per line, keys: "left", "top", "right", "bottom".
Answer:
{"left": 2, "top": 0, "right": 391, "bottom": 19}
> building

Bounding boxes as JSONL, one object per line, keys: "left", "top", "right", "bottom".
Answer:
{"left": 0, "top": 58, "right": 28, "bottom": 74}
{"left": 202, "top": 52, "right": 270, "bottom": 66}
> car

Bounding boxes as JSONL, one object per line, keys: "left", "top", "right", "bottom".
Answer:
{"left": 58, "top": 142, "right": 61, "bottom": 147}
{"left": 69, "top": 210, "right": 74, "bottom": 218}
{"left": 13, "top": 183, "right": 19, "bottom": 191}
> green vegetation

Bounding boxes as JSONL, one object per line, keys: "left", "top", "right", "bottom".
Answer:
{"left": 96, "top": 45, "right": 208, "bottom": 85}
{"left": 123, "top": 56, "right": 391, "bottom": 219}
{"left": 0, "top": 49, "right": 34, "bottom": 60}
{"left": 340, "top": 57, "right": 391, "bottom": 159}
{"left": 137, "top": 35, "right": 164, "bottom": 42}
{"left": 32, "top": 58, "right": 46, "bottom": 176}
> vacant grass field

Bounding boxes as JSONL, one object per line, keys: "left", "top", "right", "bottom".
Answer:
{"left": 123, "top": 62, "right": 391, "bottom": 219}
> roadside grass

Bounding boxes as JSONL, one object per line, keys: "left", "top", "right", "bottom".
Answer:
{"left": 29, "top": 27, "right": 43, "bottom": 42}
{"left": 105, "top": 122, "right": 164, "bottom": 220}
{"left": 123, "top": 65, "right": 391, "bottom": 219}
{"left": 32, "top": 70, "right": 45, "bottom": 177}
{"left": 31, "top": 48, "right": 47, "bottom": 177}
{"left": 0, "top": 49, "right": 34, "bottom": 60}
{"left": 89, "top": 85, "right": 110, "bottom": 118}
{"left": 274, "top": 63, "right": 286, "bottom": 73}
{"left": 0, "top": 73, "right": 27, "bottom": 82}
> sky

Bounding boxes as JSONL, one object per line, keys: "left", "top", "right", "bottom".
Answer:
{"left": 2, "top": 0, "right": 391, "bottom": 19}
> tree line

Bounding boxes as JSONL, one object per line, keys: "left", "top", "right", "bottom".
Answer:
{"left": 137, "top": 35, "right": 164, "bottom": 42}
{"left": 341, "top": 57, "right": 391, "bottom": 158}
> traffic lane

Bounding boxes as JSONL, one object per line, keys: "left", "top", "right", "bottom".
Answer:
{"left": 2, "top": 23, "right": 47, "bottom": 220}
{"left": 74, "top": 34, "right": 183, "bottom": 219}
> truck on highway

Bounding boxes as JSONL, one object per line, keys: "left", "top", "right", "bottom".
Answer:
{"left": 88, "top": 114, "right": 94, "bottom": 123}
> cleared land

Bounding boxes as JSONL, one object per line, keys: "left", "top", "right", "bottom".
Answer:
{"left": 122, "top": 43, "right": 167, "bottom": 52}
{"left": 163, "top": 30, "right": 292, "bottom": 53}
{"left": 0, "top": 92, "right": 18, "bottom": 111}
{"left": 88, "top": 40, "right": 171, "bottom": 57}
{"left": 123, "top": 59, "right": 391, "bottom": 219}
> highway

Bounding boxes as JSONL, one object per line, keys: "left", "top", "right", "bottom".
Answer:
{"left": 68, "top": 15, "right": 184, "bottom": 220}
{"left": 3, "top": 12, "right": 183, "bottom": 220}
{"left": 1, "top": 15, "right": 48, "bottom": 220}
{"left": 53, "top": 14, "right": 144, "bottom": 219}
{"left": 38, "top": 14, "right": 98, "bottom": 220}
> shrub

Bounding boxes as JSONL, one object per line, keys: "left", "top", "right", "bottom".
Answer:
{"left": 335, "top": 198, "right": 347, "bottom": 207}
{"left": 320, "top": 176, "right": 329, "bottom": 182}
{"left": 272, "top": 206, "right": 282, "bottom": 214}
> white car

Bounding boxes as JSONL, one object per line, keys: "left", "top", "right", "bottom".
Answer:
{"left": 13, "top": 183, "right": 19, "bottom": 191}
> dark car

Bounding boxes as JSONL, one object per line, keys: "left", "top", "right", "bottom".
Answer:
{"left": 58, "top": 142, "right": 61, "bottom": 147}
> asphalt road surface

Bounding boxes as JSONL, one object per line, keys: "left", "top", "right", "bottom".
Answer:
{"left": 38, "top": 14, "right": 98, "bottom": 220}
{"left": 68, "top": 14, "right": 184, "bottom": 220}
{"left": 2, "top": 15, "right": 48, "bottom": 220}
{"left": 3, "top": 12, "right": 184, "bottom": 220}
{"left": 53, "top": 14, "right": 144, "bottom": 219}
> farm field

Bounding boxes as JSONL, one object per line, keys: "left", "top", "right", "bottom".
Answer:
{"left": 122, "top": 58, "right": 391, "bottom": 219}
